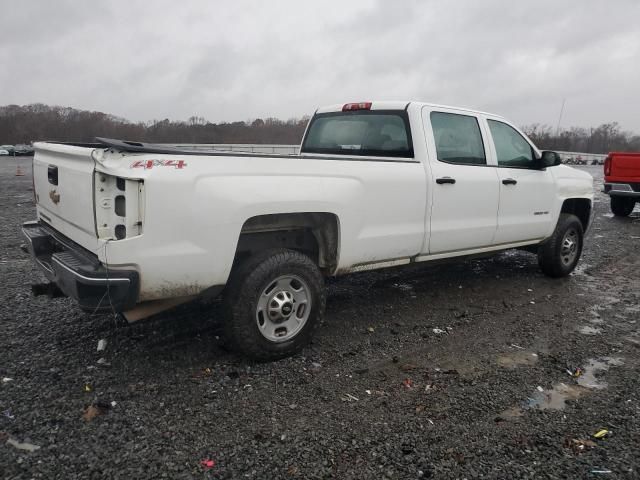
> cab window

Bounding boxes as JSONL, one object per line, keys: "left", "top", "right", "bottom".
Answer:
{"left": 302, "top": 111, "right": 413, "bottom": 157}
{"left": 430, "top": 112, "right": 486, "bottom": 165}
{"left": 488, "top": 120, "right": 535, "bottom": 168}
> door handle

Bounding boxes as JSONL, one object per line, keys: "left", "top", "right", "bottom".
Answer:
{"left": 502, "top": 178, "right": 517, "bottom": 185}
{"left": 436, "top": 177, "right": 456, "bottom": 185}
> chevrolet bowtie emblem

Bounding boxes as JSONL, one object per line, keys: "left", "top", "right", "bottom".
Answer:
{"left": 49, "top": 189, "right": 60, "bottom": 204}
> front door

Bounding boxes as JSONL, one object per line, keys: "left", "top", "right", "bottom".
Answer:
{"left": 485, "top": 119, "right": 556, "bottom": 244}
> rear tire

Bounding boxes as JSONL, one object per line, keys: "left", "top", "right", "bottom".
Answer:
{"left": 538, "top": 213, "right": 584, "bottom": 278}
{"left": 223, "top": 248, "right": 325, "bottom": 361}
{"left": 610, "top": 196, "right": 636, "bottom": 217}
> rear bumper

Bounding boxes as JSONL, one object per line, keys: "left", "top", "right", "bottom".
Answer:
{"left": 604, "top": 182, "right": 640, "bottom": 198}
{"left": 22, "top": 221, "right": 139, "bottom": 312}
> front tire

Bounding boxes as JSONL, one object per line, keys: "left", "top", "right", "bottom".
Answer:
{"left": 538, "top": 213, "right": 584, "bottom": 278}
{"left": 223, "top": 248, "right": 325, "bottom": 361}
{"left": 610, "top": 196, "right": 636, "bottom": 217}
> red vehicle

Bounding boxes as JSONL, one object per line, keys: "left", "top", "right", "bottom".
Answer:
{"left": 604, "top": 152, "right": 640, "bottom": 216}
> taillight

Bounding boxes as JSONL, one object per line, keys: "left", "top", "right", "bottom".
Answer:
{"left": 94, "top": 172, "right": 144, "bottom": 240}
{"left": 604, "top": 155, "right": 611, "bottom": 176}
{"left": 342, "top": 102, "right": 372, "bottom": 111}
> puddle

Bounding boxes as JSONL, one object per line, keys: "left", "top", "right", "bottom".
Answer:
{"left": 496, "top": 406, "right": 524, "bottom": 421}
{"left": 527, "top": 383, "right": 582, "bottom": 410}
{"left": 577, "top": 357, "right": 623, "bottom": 389}
{"left": 579, "top": 325, "right": 601, "bottom": 335}
{"left": 496, "top": 351, "right": 538, "bottom": 368}
{"left": 526, "top": 357, "right": 623, "bottom": 410}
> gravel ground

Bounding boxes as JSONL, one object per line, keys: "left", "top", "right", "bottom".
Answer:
{"left": 1, "top": 157, "right": 639, "bottom": 479}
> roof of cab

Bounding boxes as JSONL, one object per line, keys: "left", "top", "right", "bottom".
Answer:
{"left": 315, "top": 101, "right": 503, "bottom": 119}
{"left": 315, "top": 101, "right": 409, "bottom": 113}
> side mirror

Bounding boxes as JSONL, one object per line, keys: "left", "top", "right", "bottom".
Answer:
{"left": 540, "top": 150, "right": 562, "bottom": 168}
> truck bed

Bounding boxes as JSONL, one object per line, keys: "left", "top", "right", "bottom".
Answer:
{"left": 95, "top": 137, "right": 299, "bottom": 157}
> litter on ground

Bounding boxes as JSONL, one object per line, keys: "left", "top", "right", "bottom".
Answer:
{"left": 82, "top": 403, "right": 111, "bottom": 422}
{"left": 593, "top": 429, "right": 610, "bottom": 439}
{"left": 564, "top": 437, "right": 596, "bottom": 454}
{"left": 6, "top": 438, "right": 41, "bottom": 452}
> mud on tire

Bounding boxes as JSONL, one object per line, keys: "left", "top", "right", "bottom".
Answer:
{"left": 223, "top": 248, "right": 325, "bottom": 361}
{"left": 538, "top": 213, "right": 584, "bottom": 278}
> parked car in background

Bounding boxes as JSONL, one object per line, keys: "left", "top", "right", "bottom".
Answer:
{"left": 14, "top": 144, "right": 34, "bottom": 156}
{"left": 23, "top": 100, "right": 594, "bottom": 360}
{"left": 0, "top": 149, "right": 10, "bottom": 156}
{"left": 604, "top": 152, "right": 640, "bottom": 216}
{"left": 0, "top": 145, "right": 15, "bottom": 155}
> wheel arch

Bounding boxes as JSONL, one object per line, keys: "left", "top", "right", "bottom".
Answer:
{"left": 560, "top": 198, "right": 592, "bottom": 231}
{"left": 233, "top": 212, "right": 340, "bottom": 274}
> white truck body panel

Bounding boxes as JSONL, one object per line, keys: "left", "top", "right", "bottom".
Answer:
{"left": 92, "top": 152, "right": 426, "bottom": 301}
{"left": 28, "top": 100, "right": 594, "bottom": 310}
{"left": 32, "top": 143, "right": 98, "bottom": 253}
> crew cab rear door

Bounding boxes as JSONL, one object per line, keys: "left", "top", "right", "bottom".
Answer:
{"left": 483, "top": 118, "right": 556, "bottom": 244}
{"left": 32, "top": 142, "right": 98, "bottom": 252}
{"left": 422, "top": 108, "right": 500, "bottom": 254}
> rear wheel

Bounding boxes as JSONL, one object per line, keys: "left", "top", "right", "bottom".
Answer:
{"left": 610, "top": 196, "right": 636, "bottom": 217}
{"left": 538, "top": 213, "right": 584, "bottom": 278}
{"left": 223, "top": 248, "right": 325, "bottom": 361}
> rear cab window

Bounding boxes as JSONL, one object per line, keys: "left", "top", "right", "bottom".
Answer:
{"left": 301, "top": 110, "right": 414, "bottom": 158}
{"left": 430, "top": 112, "right": 486, "bottom": 165}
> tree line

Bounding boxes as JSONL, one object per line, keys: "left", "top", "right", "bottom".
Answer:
{"left": 0, "top": 104, "right": 308, "bottom": 145}
{"left": 1, "top": 103, "right": 639, "bottom": 153}
{"left": 520, "top": 122, "right": 640, "bottom": 153}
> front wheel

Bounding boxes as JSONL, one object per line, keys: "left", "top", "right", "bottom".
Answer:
{"left": 610, "top": 196, "right": 636, "bottom": 217}
{"left": 223, "top": 248, "right": 325, "bottom": 361}
{"left": 538, "top": 213, "right": 584, "bottom": 278}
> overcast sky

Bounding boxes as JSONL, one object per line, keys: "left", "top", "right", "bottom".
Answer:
{"left": 2, "top": 0, "right": 639, "bottom": 131}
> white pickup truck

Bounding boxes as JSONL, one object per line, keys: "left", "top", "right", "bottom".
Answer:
{"left": 24, "top": 101, "right": 594, "bottom": 360}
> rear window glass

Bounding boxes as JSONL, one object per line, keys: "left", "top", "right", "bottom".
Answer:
{"left": 301, "top": 111, "right": 413, "bottom": 157}
{"left": 430, "top": 112, "right": 486, "bottom": 165}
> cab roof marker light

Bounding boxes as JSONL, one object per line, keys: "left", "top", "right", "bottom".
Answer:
{"left": 342, "top": 102, "right": 372, "bottom": 111}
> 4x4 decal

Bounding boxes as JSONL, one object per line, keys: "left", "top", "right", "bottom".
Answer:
{"left": 130, "top": 159, "right": 187, "bottom": 169}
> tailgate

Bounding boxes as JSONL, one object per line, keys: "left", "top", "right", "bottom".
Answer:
{"left": 610, "top": 153, "right": 640, "bottom": 182}
{"left": 33, "top": 142, "right": 98, "bottom": 252}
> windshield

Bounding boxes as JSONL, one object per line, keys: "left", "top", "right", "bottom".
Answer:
{"left": 301, "top": 111, "right": 413, "bottom": 157}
